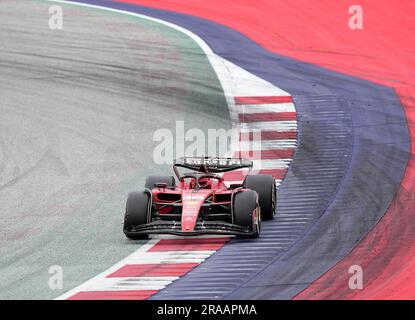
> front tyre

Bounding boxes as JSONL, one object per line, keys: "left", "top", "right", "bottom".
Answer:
{"left": 244, "top": 174, "right": 276, "bottom": 220}
{"left": 233, "top": 190, "right": 260, "bottom": 238}
{"left": 123, "top": 191, "right": 150, "bottom": 240}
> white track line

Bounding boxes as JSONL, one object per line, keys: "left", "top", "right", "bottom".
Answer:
{"left": 125, "top": 251, "right": 214, "bottom": 264}
{"left": 237, "top": 103, "right": 296, "bottom": 113}
{"left": 237, "top": 121, "right": 298, "bottom": 131}
{"left": 80, "top": 277, "right": 179, "bottom": 291}
{"left": 236, "top": 140, "right": 297, "bottom": 150}
{"left": 252, "top": 159, "right": 292, "bottom": 169}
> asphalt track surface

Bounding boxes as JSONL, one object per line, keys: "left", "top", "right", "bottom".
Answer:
{"left": 0, "top": 0, "right": 230, "bottom": 299}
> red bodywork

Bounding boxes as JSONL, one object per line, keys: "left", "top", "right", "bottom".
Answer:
{"left": 151, "top": 176, "right": 233, "bottom": 233}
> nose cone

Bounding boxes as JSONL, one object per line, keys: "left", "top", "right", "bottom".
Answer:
{"left": 181, "top": 200, "right": 201, "bottom": 232}
{"left": 181, "top": 190, "right": 211, "bottom": 232}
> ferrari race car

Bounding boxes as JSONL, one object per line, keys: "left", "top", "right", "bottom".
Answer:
{"left": 123, "top": 157, "right": 276, "bottom": 239}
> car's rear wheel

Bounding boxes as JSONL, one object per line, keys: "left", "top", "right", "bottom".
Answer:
{"left": 244, "top": 174, "right": 276, "bottom": 220}
{"left": 145, "top": 175, "right": 176, "bottom": 189}
{"left": 123, "top": 191, "right": 150, "bottom": 240}
{"left": 233, "top": 190, "right": 260, "bottom": 238}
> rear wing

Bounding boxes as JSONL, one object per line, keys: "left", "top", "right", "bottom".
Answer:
{"left": 174, "top": 157, "right": 253, "bottom": 173}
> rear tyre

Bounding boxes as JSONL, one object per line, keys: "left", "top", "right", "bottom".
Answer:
{"left": 145, "top": 175, "right": 176, "bottom": 189}
{"left": 244, "top": 174, "right": 276, "bottom": 220}
{"left": 123, "top": 191, "right": 150, "bottom": 240}
{"left": 233, "top": 190, "right": 260, "bottom": 238}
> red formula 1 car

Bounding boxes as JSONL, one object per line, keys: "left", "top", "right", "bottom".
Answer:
{"left": 123, "top": 157, "right": 276, "bottom": 239}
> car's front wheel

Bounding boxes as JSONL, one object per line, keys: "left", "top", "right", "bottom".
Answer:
{"left": 244, "top": 174, "right": 276, "bottom": 220}
{"left": 233, "top": 190, "right": 260, "bottom": 238}
{"left": 123, "top": 191, "right": 150, "bottom": 240}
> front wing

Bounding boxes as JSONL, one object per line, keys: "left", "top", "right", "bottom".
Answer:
{"left": 124, "top": 220, "right": 255, "bottom": 237}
